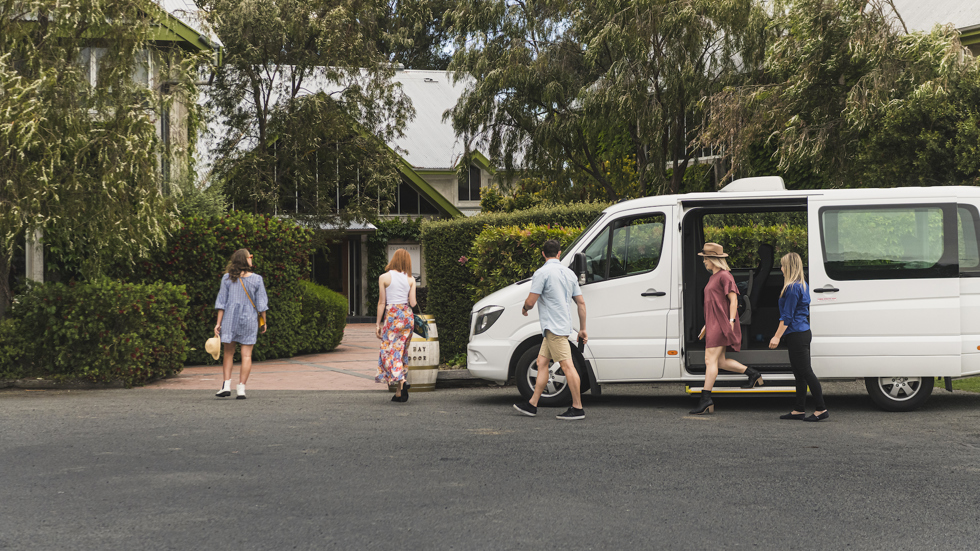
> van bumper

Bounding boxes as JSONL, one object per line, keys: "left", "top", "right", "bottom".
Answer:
{"left": 466, "top": 340, "right": 513, "bottom": 383}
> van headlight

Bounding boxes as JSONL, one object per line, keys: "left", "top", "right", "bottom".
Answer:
{"left": 473, "top": 305, "right": 505, "bottom": 335}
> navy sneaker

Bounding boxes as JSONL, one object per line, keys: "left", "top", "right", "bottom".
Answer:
{"left": 513, "top": 401, "right": 537, "bottom": 417}
{"left": 556, "top": 407, "right": 585, "bottom": 420}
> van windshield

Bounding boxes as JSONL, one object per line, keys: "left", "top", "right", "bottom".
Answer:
{"left": 563, "top": 213, "right": 606, "bottom": 261}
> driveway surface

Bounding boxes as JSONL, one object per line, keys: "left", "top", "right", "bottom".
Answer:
{"left": 3, "top": 382, "right": 980, "bottom": 550}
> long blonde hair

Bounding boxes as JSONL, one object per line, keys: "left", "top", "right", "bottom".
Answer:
{"left": 780, "top": 252, "right": 806, "bottom": 297}
{"left": 706, "top": 256, "right": 730, "bottom": 272}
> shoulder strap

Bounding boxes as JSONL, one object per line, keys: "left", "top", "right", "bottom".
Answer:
{"left": 240, "top": 277, "right": 258, "bottom": 313}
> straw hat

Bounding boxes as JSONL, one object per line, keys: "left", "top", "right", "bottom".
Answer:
{"left": 205, "top": 337, "right": 222, "bottom": 361}
{"left": 697, "top": 243, "right": 729, "bottom": 258}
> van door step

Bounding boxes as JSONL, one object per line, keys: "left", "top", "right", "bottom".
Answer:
{"left": 686, "top": 386, "right": 797, "bottom": 395}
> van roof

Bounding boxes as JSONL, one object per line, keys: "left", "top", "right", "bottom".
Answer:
{"left": 603, "top": 184, "right": 980, "bottom": 216}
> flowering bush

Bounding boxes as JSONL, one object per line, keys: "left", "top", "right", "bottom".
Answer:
{"left": 467, "top": 224, "right": 584, "bottom": 302}
{"left": 7, "top": 280, "right": 189, "bottom": 386}
{"left": 119, "top": 211, "right": 314, "bottom": 364}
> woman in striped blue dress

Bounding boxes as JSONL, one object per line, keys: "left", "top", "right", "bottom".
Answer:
{"left": 214, "top": 249, "right": 268, "bottom": 399}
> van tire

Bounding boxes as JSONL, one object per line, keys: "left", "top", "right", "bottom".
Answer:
{"left": 514, "top": 346, "right": 586, "bottom": 407}
{"left": 864, "top": 376, "right": 934, "bottom": 412}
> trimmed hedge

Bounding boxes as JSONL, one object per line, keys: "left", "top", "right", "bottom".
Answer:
{"left": 4, "top": 280, "right": 189, "bottom": 386}
{"left": 421, "top": 202, "right": 608, "bottom": 360}
{"left": 704, "top": 225, "right": 808, "bottom": 267}
{"left": 467, "top": 224, "right": 584, "bottom": 302}
{"left": 297, "top": 280, "right": 348, "bottom": 354}
{"left": 0, "top": 318, "right": 30, "bottom": 379}
{"left": 120, "top": 212, "right": 314, "bottom": 364}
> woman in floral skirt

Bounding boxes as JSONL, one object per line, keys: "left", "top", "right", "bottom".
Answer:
{"left": 376, "top": 248, "right": 418, "bottom": 402}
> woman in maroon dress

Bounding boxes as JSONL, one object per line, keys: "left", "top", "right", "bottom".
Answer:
{"left": 691, "top": 243, "right": 764, "bottom": 414}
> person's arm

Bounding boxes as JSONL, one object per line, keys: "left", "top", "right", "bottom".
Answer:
{"left": 574, "top": 295, "right": 587, "bottom": 342}
{"left": 727, "top": 292, "right": 738, "bottom": 330}
{"left": 409, "top": 276, "right": 418, "bottom": 308}
{"left": 256, "top": 278, "right": 269, "bottom": 333}
{"left": 769, "top": 321, "right": 789, "bottom": 349}
{"left": 376, "top": 275, "right": 388, "bottom": 339}
{"left": 522, "top": 293, "right": 540, "bottom": 316}
{"left": 214, "top": 276, "right": 228, "bottom": 337}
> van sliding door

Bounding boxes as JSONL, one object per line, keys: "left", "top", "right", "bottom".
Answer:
{"left": 808, "top": 198, "right": 960, "bottom": 377}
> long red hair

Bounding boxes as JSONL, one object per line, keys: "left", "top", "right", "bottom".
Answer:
{"left": 385, "top": 248, "right": 412, "bottom": 274}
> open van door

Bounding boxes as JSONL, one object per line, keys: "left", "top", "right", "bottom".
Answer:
{"left": 808, "top": 195, "right": 960, "bottom": 409}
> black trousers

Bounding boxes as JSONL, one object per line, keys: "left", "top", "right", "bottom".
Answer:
{"left": 784, "top": 330, "right": 826, "bottom": 411}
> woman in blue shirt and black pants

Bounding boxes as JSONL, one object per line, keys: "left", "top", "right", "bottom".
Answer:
{"left": 769, "top": 252, "right": 828, "bottom": 422}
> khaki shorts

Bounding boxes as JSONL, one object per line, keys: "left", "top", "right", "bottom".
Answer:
{"left": 538, "top": 330, "right": 572, "bottom": 362}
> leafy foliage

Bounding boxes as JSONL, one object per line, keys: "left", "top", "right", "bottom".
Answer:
{"left": 0, "top": 0, "right": 207, "bottom": 316}
{"left": 201, "top": 0, "right": 414, "bottom": 231}
{"left": 118, "top": 212, "right": 314, "bottom": 364}
{"left": 6, "top": 280, "right": 189, "bottom": 386}
{"left": 376, "top": 0, "right": 455, "bottom": 70}
{"left": 446, "top": 0, "right": 764, "bottom": 200}
{"left": 297, "top": 280, "right": 348, "bottom": 354}
{"left": 467, "top": 225, "right": 585, "bottom": 302}
{"left": 421, "top": 202, "right": 608, "bottom": 359}
{"left": 704, "top": 225, "right": 809, "bottom": 267}
{"left": 707, "top": 0, "right": 980, "bottom": 187}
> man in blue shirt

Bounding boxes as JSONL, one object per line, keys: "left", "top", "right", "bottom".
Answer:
{"left": 513, "top": 240, "right": 589, "bottom": 420}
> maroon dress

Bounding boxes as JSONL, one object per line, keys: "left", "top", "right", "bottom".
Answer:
{"left": 704, "top": 270, "right": 741, "bottom": 352}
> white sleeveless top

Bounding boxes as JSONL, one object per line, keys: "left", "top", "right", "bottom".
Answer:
{"left": 385, "top": 270, "right": 411, "bottom": 305}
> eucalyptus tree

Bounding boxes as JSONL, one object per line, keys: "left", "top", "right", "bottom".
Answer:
{"left": 446, "top": 0, "right": 763, "bottom": 201}
{"left": 0, "top": 0, "right": 204, "bottom": 317}
{"left": 705, "top": 0, "right": 980, "bottom": 188}
{"left": 201, "top": 0, "right": 415, "bottom": 230}
{"left": 376, "top": 0, "right": 456, "bottom": 70}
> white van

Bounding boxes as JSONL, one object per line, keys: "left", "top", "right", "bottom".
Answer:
{"left": 466, "top": 177, "right": 980, "bottom": 411}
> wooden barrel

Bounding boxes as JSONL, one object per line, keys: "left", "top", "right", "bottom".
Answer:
{"left": 405, "top": 314, "right": 439, "bottom": 392}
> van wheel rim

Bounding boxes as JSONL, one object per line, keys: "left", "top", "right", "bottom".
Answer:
{"left": 877, "top": 377, "right": 922, "bottom": 401}
{"left": 528, "top": 361, "right": 567, "bottom": 397}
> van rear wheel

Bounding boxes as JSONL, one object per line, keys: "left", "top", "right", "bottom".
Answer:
{"left": 865, "top": 376, "right": 934, "bottom": 412}
{"left": 515, "top": 347, "right": 571, "bottom": 407}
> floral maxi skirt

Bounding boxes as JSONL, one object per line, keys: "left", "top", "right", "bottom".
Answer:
{"left": 376, "top": 304, "right": 414, "bottom": 385}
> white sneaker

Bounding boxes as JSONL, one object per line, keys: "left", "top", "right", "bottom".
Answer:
{"left": 216, "top": 380, "right": 231, "bottom": 397}
{"left": 236, "top": 383, "right": 246, "bottom": 399}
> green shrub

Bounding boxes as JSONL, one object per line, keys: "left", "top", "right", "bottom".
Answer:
{"left": 9, "top": 280, "right": 188, "bottom": 387}
{"left": 704, "top": 224, "right": 808, "bottom": 267}
{"left": 0, "top": 318, "right": 31, "bottom": 379}
{"left": 117, "top": 211, "right": 314, "bottom": 364}
{"left": 467, "top": 224, "right": 584, "bottom": 302}
{"left": 421, "top": 202, "right": 608, "bottom": 359}
{"left": 297, "top": 280, "right": 348, "bottom": 354}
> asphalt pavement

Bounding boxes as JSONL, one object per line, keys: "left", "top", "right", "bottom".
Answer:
{"left": 3, "top": 382, "right": 980, "bottom": 550}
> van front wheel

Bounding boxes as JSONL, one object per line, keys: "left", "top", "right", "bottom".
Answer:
{"left": 865, "top": 376, "right": 934, "bottom": 412}
{"left": 515, "top": 347, "right": 571, "bottom": 407}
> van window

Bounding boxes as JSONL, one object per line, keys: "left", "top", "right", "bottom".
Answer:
{"left": 820, "top": 205, "right": 956, "bottom": 280}
{"left": 582, "top": 214, "right": 665, "bottom": 283}
{"left": 702, "top": 211, "right": 807, "bottom": 268}
{"left": 959, "top": 205, "right": 980, "bottom": 275}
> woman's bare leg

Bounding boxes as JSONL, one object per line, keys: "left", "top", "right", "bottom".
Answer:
{"left": 704, "top": 346, "right": 723, "bottom": 390}
{"left": 222, "top": 343, "right": 236, "bottom": 381}
{"left": 718, "top": 350, "right": 748, "bottom": 374}
{"left": 239, "top": 344, "right": 253, "bottom": 384}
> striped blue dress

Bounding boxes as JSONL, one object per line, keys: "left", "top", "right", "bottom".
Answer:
{"left": 215, "top": 273, "right": 269, "bottom": 345}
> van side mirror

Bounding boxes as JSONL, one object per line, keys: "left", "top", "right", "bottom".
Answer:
{"left": 572, "top": 253, "right": 587, "bottom": 285}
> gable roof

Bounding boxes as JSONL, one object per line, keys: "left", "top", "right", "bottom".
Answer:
{"left": 389, "top": 70, "right": 473, "bottom": 171}
{"left": 151, "top": 0, "right": 223, "bottom": 61}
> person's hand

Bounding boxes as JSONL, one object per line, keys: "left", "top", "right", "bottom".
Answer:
{"left": 214, "top": 324, "right": 221, "bottom": 337}
{"left": 730, "top": 320, "right": 735, "bottom": 331}
{"left": 521, "top": 305, "right": 529, "bottom": 317}
{"left": 376, "top": 324, "right": 382, "bottom": 339}
{"left": 577, "top": 329, "right": 588, "bottom": 344}
{"left": 769, "top": 336, "right": 780, "bottom": 349}
{"left": 261, "top": 322, "right": 268, "bottom": 334}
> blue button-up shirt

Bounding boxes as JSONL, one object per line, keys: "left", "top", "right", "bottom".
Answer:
{"left": 778, "top": 282, "right": 810, "bottom": 335}
{"left": 529, "top": 258, "right": 582, "bottom": 337}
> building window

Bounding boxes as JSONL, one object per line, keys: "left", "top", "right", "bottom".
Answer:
{"left": 459, "top": 165, "right": 481, "bottom": 202}
{"left": 394, "top": 179, "right": 440, "bottom": 215}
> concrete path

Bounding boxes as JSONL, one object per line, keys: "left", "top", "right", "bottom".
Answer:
{"left": 145, "top": 323, "right": 387, "bottom": 391}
